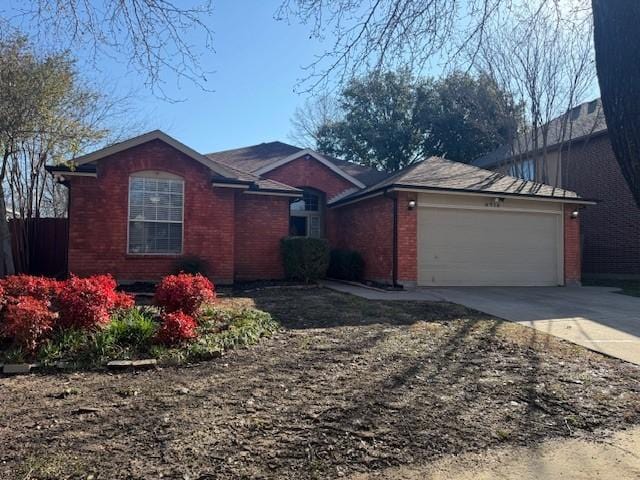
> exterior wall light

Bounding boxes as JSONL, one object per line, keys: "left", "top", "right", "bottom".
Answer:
{"left": 408, "top": 200, "right": 417, "bottom": 210}
{"left": 571, "top": 209, "right": 579, "bottom": 219}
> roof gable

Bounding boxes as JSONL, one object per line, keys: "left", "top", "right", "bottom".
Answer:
{"left": 254, "top": 149, "right": 366, "bottom": 189}
{"left": 206, "top": 141, "right": 388, "bottom": 188}
{"left": 70, "top": 130, "right": 237, "bottom": 179}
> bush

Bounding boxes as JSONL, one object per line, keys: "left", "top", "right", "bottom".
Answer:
{"left": 154, "top": 273, "right": 216, "bottom": 316}
{"left": 1, "top": 275, "right": 60, "bottom": 302}
{"left": 1, "top": 296, "right": 56, "bottom": 353}
{"left": 280, "top": 237, "right": 330, "bottom": 283}
{"left": 328, "top": 249, "right": 365, "bottom": 281}
{"left": 57, "top": 275, "right": 134, "bottom": 330}
{"left": 107, "top": 308, "right": 157, "bottom": 349}
{"left": 155, "top": 311, "right": 197, "bottom": 346}
{"left": 172, "top": 255, "right": 210, "bottom": 276}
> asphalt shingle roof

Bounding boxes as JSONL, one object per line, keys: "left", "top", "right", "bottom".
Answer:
{"left": 206, "top": 141, "right": 389, "bottom": 187}
{"left": 474, "top": 98, "right": 607, "bottom": 168}
{"left": 333, "top": 156, "right": 585, "bottom": 205}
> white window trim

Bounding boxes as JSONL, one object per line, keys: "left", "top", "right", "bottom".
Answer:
{"left": 127, "top": 171, "right": 185, "bottom": 256}
{"left": 290, "top": 189, "right": 324, "bottom": 238}
{"left": 290, "top": 210, "right": 323, "bottom": 237}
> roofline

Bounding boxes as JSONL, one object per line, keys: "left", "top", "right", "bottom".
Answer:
{"left": 212, "top": 182, "right": 250, "bottom": 189}
{"left": 67, "top": 130, "right": 238, "bottom": 179}
{"left": 330, "top": 183, "right": 597, "bottom": 208}
{"left": 253, "top": 149, "right": 367, "bottom": 189}
{"left": 243, "top": 190, "right": 302, "bottom": 197}
{"left": 476, "top": 127, "right": 609, "bottom": 169}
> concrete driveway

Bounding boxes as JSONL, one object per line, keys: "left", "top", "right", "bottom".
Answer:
{"left": 324, "top": 282, "right": 640, "bottom": 365}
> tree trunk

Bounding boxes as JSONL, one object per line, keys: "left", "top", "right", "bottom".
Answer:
{"left": 0, "top": 182, "right": 16, "bottom": 276}
{"left": 592, "top": 0, "right": 640, "bottom": 206}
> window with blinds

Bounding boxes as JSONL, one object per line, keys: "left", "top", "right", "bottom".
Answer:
{"left": 128, "top": 173, "right": 184, "bottom": 254}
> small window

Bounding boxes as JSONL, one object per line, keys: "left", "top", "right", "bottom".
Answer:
{"left": 290, "top": 190, "right": 320, "bottom": 212}
{"left": 289, "top": 189, "right": 323, "bottom": 238}
{"left": 509, "top": 159, "right": 535, "bottom": 181}
{"left": 128, "top": 172, "right": 184, "bottom": 254}
{"left": 587, "top": 100, "right": 598, "bottom": 114}
{"left": 570, "top": 105, "right": 582, "bottom": 120}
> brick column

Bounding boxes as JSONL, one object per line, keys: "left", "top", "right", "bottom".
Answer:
{"left": 396, "top": 191, "right": 418, "bottom": 287}
{"left": 564, "top": 204, "right": 582, "bottom": 286}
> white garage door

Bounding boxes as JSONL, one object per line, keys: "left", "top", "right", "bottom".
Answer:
{"left": 417, "top": 206, "right": 562, "bottom": 286}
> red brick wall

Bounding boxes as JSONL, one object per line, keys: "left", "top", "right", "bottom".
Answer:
{"left": 234, "top": 194, "right": 289, "bottom": 280}
{"left": 396, "top": 192, "right": 418, "bottom": 284}
{"left": 561, "top": 134, "right": 640, "bottom": 277}
{"left": 264, "top": 156, "right": 356, "bottom": 200}
{"left": 333, "top": 194, "right": 394, "bottom": 283}
{"left": 564, "top": 204, "right": 582, "bottom": 285}
{"left": 67, "top": 140, "right": 236, "bottom": 284}
{"left": 264, "top": 156, "right": 358, "bottom": 246}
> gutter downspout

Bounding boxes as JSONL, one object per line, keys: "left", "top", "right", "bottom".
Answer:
{"left": 384, "top": 189, "right": 399, "bottom": 288}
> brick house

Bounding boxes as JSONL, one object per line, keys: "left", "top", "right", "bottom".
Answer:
{"left": 49, "top": 130, "right": 591, "bottom": 287}
{"left": 474, "top": 99, "right": 640, "bottom": 280}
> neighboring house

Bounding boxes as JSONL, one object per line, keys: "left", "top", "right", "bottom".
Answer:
{"left": 474, "top": 99, "right": 640, "bottom": 280}
{"left": 48, "top": 130, "right": 591, "bottom": 287}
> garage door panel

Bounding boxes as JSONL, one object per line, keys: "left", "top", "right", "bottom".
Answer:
{"left": 418, "top": 207, "right": 561, "bottom": 286}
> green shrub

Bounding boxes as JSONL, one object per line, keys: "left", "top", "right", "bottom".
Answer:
{"left": 37, "top": 308, "right": 158, "bottom": 365}
{"left": 172, "top": 255, "right": 210, "bottom": 276}
{"left": 328, "top": 249, "right": 365, "bottom": 281}
{"left": 107, "top": 308, "right": 158, "bottom": 349}
{"left": 38, "top": 329, "right": 87, "bottom": 364}
{"left": 280, "top": 237, "right": 330, "bottom": 283}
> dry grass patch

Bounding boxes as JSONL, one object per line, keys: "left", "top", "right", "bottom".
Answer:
{"left": 1, "top": 287, "right": 639, "bottom": 480}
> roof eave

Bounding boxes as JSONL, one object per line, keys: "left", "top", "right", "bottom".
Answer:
{"left": 330, "top": 183, "right": 598, "bottom": 207}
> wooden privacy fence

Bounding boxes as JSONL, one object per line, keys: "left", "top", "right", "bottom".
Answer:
{"left": 9, "top": 218, "right": 69, "bottom": 278}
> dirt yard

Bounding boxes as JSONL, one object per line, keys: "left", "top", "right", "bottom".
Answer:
{"left": 2, "top": 287, "right": 640, "bottom": 479}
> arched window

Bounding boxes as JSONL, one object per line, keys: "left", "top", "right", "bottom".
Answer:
{"left": 128, "top": 171, "right": 184, "bottom": 254}
{"left": 289, "top": 188, "right": 324, "bottom": 238}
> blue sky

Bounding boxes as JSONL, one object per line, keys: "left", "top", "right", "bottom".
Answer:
{"left": 102, "top": 1, "right": 326, "bottom": 153}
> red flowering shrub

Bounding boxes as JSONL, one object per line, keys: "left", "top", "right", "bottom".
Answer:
{"left": 1, "top": 296, "right": 56, "bottom": 353}
{"left": 154, "top": 311, "right": 197, "bottom": 345}
{"left": 154, "top": 273, "right": 215, "bottom": 316}
{"left": 113, "top": 291, "right": 135, "bottom": 310}
{"left": 1, "top": 275, "right": 60, "bottom": 302}
{"left": 57, "top": 275, "right": 134, "bottom": 330}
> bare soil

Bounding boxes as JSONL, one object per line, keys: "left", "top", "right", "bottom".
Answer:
{"left": 1, "top": 287, "right": 640, "bottom": 480}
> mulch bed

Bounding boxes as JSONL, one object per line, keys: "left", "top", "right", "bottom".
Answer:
{"left": 1, "top": 288, "right": 639, "bottom": 479}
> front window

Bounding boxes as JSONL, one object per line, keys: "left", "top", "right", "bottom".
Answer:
{"left": 128, "top": 172, "right": 184, "bottom": 254}
{"left": 289, "top": 189, "right": 323, "bottom": 237}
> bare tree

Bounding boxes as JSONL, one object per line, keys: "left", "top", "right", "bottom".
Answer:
{"left": 279, "top": 0, "right": 640, "bottom": 205}
{"left": 277, "top": 0, "right": 508, "bottom": 92}
{"left": 289, "top": 93, "right": 339, "bottom": 148}
{"left": 474, "top": 0, "right": 597, "bottom": 187}
{"left": 0, "top": 36, "right": 133, "bottom": 275}
{"left": 1, "top": 0, "right": 215, "bottom": 95}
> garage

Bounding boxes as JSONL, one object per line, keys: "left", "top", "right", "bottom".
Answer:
{"left": 417, "top": 193, "right": 564, "bottom": 286}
